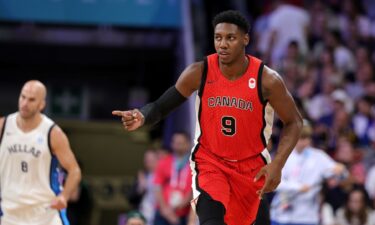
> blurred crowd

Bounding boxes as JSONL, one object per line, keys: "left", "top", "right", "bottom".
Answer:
{"left": 255, "top": 0, "right": 375, "bottom": 224}
{"left": 124, "top": 132, "right": 192, "bottom": 225}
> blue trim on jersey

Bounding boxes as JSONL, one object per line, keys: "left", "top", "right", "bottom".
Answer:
{"left": 48, "top": 124, "right": 61, "bottom": 195}
{"left": 59, "top": 208, "right": 70, "bottom": 225}
{"left": 49, "top": 156, "right": 61, "bottom": 195}
{"left": 50, "top": 157, "right": 71, "bottom": 225}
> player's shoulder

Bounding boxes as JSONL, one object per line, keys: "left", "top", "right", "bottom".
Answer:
{"left": 261, "top": 65, "right": 286, "bottom": 97}
{"left": 48, "top": 124, "right": 70, "bottom": 152}
{"left": 49, "top": 124, "right": 67, "bottom": 140}
{"left": 51, "top": 124, "right": 64, "bottom": 133}
{"left": 262, "top": 65, "right": 283, "bottom": 86}
{"left": 185, "top": 61, "right": 205, "bottom": 75}
{"left": 177, "top": 61, "right": 205, "bottom": 93}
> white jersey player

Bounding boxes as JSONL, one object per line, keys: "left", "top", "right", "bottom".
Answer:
{"left": 0, "top": 80, "right": 81, "bottom": 225}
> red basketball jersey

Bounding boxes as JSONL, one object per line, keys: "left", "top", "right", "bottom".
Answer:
{"left": 194, "top": 54, "right": 274, "bottom": 160}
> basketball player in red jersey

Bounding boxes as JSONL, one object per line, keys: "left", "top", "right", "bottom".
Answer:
{"left": 113, "top": 10, "right": 302, "bottom": 225}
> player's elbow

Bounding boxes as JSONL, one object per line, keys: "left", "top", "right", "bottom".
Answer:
{"left": 71, "top": 167, "right": 82, "bottom": 182}
{"left": 285, "top": 114, "right": 303, "bottom": 135}
{"left": 77, "top": 168, "right": 82, "bottom": 182}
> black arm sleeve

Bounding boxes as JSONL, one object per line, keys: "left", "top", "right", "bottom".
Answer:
{"left": 139, "top": 86, "right": 187, "bottom": 126}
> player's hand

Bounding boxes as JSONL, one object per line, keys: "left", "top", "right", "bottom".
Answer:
{"left": 254, "top": 162, "right": 282, "bottom": 199}
{"left": 51, "top": 194, "right": 67, "bottom": 210}
{"left": 112, "top": 109, "right": 144, "bottom": 131}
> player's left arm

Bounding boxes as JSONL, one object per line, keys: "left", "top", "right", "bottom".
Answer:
{"left": 255, "top": 66, "right": 303, "bottom": 197}
{"left": 50, "top": 125, "right": 82, "bottom": 210}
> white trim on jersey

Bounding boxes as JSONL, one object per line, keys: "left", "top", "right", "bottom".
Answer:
{"left": 263, "top": 102, "right": 274, "bottom": 145}
{"left": 190, "top": 95, "right": 202, "bottom": 211}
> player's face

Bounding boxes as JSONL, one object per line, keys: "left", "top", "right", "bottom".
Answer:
{"left": 214, "top": 23, "right": 249, "bottom": 65}
{"left": 18, "top": 86, "right": 45, "bottom": 119}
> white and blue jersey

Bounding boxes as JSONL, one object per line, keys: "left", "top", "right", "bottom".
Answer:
{"left": 0, "top": 113, "right": 69, "bottom": 225}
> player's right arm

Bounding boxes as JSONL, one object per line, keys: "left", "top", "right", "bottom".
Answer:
{"left": 112, "top": 61, "right": 204, "bottom": 131}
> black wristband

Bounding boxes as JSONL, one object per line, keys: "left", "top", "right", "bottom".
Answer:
{"left": 140, "top": 86, "right": 187, "bottom": 126}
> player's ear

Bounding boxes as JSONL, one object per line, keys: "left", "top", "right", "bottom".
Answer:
{"left": 244, "top": 33, "right": 249, "bottom": 46}
{"left": 39, "top": 99, "right": 46, "bottom": 111}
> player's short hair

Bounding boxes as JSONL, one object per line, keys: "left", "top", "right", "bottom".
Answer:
{"left": 212, "top": 10, "right": 250, "bottom": 34}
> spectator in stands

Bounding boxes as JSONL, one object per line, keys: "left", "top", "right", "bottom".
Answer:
{"left": 270, "top": 120, "right": 346, "bottom": 225}
{"left": 335, "top": 187, "right": 375, "bottom": 225}
{"left": 127, "top": 149, "right": 159, "bottom": 225}
{"left": 365, "top": 164, "right": 375, "bottom": 206}
{"left": 266, "top": 0, "right": 310, "bottom": 65}
{"left": 153, "top": 132, "right": 192, "bottom": 225}
{"left": 352, "top": 96, "right": 375, "bottom": 146}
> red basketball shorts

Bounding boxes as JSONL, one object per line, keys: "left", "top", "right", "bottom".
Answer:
{"left": 190, "top": 147, "right": 271, "bottom": 225}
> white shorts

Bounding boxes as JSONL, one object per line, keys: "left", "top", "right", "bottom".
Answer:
{"left": 2, "top": 207, "right": 69, "bottom": 225}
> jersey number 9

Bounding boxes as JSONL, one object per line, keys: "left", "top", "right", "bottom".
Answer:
{"left": 221, "top": 116, "right": 236, "bottom": 136}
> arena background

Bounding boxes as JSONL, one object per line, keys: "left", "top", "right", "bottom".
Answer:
{"left": 0, "top": 0, "right": 374, "bottom": 224}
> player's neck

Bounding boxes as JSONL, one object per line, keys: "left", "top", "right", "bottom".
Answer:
{"left": 219, "top": 55, "right": 248, "bottom": 81}
{"left": 16, "top": 113, "right": 43, "bottom": 133}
